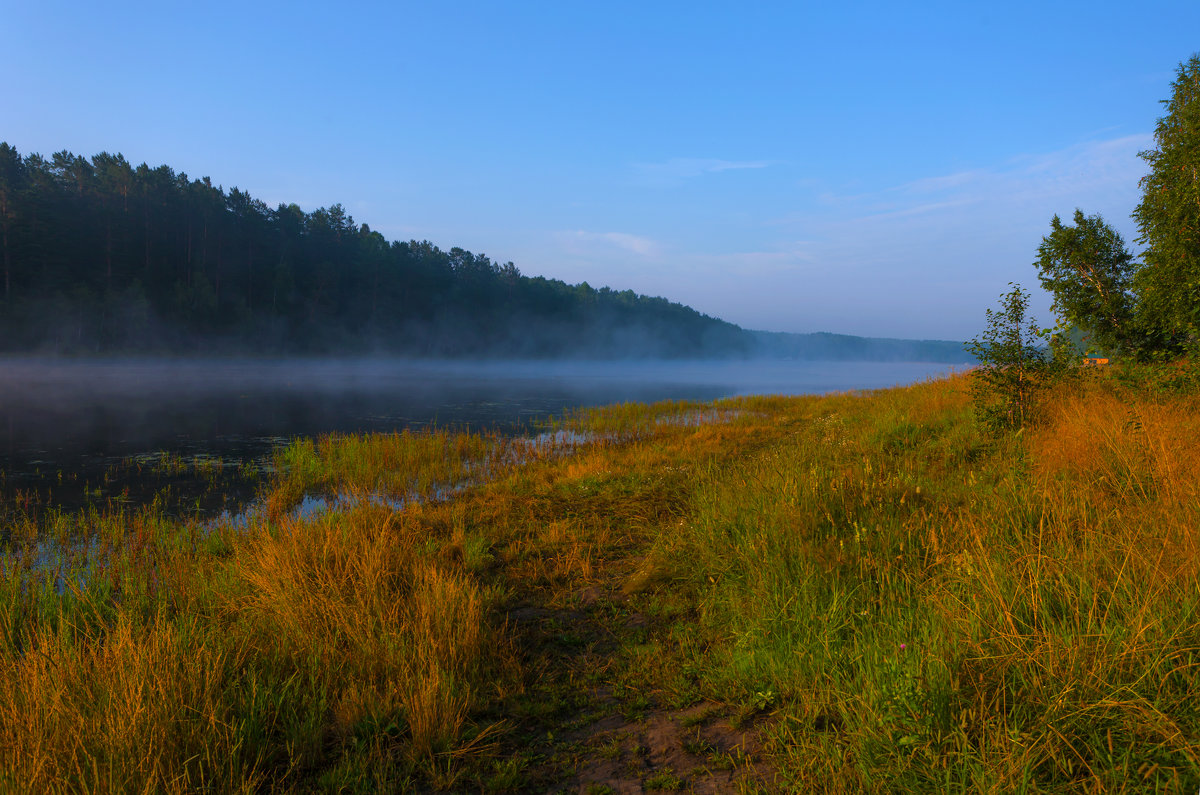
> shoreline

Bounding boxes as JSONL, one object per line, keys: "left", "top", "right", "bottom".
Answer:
{"left": 3, "top": 372, "right": 1197, "bottom": 791}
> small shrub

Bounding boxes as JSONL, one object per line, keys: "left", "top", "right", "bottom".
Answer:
{"left": 965, "top": 283, "right": 1066, "bottom": 433}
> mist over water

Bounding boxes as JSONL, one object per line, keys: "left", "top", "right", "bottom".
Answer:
{"left": 0, "top": 358, "right": 963, "bottom": 510}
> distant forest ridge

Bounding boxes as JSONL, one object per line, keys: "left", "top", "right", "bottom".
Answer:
{"left": 752, "top": 331, "right": 970, "bottom": 363}
{"left": 0, "top": 144, "right": 968, "bottom": 361}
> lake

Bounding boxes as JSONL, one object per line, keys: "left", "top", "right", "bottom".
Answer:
{"left": 0, "top": 358, "right": 967, "bottom": 517}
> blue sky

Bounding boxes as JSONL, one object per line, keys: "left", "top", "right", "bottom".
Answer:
{"left": 3, "top": 1, "right": 1197, "bottom": 339}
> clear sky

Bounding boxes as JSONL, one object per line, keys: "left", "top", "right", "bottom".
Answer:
{"left": 3, "top": 1, "right": 1197, "bottom": 340}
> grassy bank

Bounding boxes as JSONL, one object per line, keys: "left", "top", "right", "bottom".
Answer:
{"left": 1, "top": 372, "right": 1198, "bottom": 792}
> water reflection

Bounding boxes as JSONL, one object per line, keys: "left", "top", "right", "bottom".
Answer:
{"left": 0, "top": 357, "right": 964, "bottom": 516}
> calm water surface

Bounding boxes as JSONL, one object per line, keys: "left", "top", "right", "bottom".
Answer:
{"left": 0, "top": 358, "right": 965, "bottom": 515}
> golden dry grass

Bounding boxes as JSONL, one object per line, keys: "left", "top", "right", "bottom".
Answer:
{"left": 665, "top": 373, "right": 1200, "bottom": 792}
{"left": 1, "top": 371, "right": 1197, "bottom": 791}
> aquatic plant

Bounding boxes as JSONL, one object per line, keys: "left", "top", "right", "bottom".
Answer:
{"left": 1, "top": 374, "right": 1197, "bottom": 791}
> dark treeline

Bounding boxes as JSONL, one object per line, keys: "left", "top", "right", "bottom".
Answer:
{"left": 0, "top": 144, "right": 751, "bottom": 357}
{"left": 752, "top": 331, "right": 968, "bottom": 363}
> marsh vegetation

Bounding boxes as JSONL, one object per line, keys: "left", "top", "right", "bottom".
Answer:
{"left": 2, "top": 364, "right": 1197, "bottom": 792}
{"left": 0, "top": 358, "right": 955, "bottom": 521}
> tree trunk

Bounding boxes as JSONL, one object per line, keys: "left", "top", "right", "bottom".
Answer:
{"left": 186, "top": 221, "right": 192, "bottom": 287}
{"left": 105, "top": 223, "right": 113, "bottom": 292}
{"left": 1, "top": 199, "right": 9, "bottom": 303}
{"left": 246, "top": 243, "right": 253, "bottom": 312}
{"left": 2, "top": 225, "right": 9, "bottom": 303}
{"left": 215, "top": 230, "right": 222, "bottom": 304}
{"left": 143, "top": 208, "right": 150, "bottom": 277}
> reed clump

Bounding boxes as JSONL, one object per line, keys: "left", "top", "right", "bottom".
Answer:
{"left": 0, "top": 394, "right": 720, "bottom": 792}
{"left": 265, "top": 428, "right": 518, "bottom": 516}
{"left": 0, "top": 454, "right": 519, "bottom": 792}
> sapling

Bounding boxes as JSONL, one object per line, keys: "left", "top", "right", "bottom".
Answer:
{"left": 965, "top": 283, "right": 1065, "bottom": 433}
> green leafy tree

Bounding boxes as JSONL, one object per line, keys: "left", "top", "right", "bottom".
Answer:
{"left": 1133, "top": 53, "right": 1200, "bottom": 342}
{"left": 1034, "top": 209, "right": 1138, "bottom": 355}
{"left": 966, "top": 284, "right": 1059, "bottom": 432}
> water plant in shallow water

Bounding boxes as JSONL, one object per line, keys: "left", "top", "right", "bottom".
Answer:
{"left": 0, "top": 376, "right": 1197, "bottom": 791}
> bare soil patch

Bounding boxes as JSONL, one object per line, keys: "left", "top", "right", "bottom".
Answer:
{"left": 488, "top": 576, "right": 778, "bottom": 793}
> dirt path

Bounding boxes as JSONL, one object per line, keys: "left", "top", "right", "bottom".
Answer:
{"left": 489, "top": 577, "right": 778, "bottom": 793}
{"left": 424, "top": 416, "right": 790, "bottom": 792}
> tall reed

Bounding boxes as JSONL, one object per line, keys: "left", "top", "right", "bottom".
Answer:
{"left": 0, "top": 475, "right": 511, "bottom": 791}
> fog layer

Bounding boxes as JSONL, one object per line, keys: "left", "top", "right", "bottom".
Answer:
{"left": 1, "top": 357, "right": 962, "bottom": 471}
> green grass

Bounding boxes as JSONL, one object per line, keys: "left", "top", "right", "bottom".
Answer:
{"left": 1, "top": 372, "right": 1198, "bottom": 791}
{"left": 648, "top": 377, "right": 1200, "bottom": 792}
{"left": 644, "top": 767, "right": 684, "bottom": 789}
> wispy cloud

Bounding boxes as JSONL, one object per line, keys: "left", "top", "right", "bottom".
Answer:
{"left": 741, "top": 133, "right": 1156, "bottom": 335}
{"left": 687, "top": 243, "right": 819, "bottom": 276}
{"left": 527, "top": 135, "right": 1155, "bottom": 340}
{"left": 558, "top": 229, "right": 662, "bottom": 257}
{"left": 774, "top": 134, "right": 1152, "bottom": 242}
{"left": 623, "top": 133, "right": 1155, "bottom": 338}
{"left": 632, "top": 157, "right": 772, "bottom": 184}
{"left": 890, "top": 134, "right": 1152, "bottom": 216}
{"left": 902, "top": 169, "right": 990, "bottom": 196}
